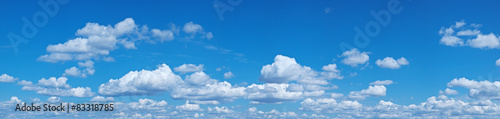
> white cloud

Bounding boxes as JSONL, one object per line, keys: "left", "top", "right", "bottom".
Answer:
{"left": 183, "top": 22, "right": 203, "bottom": 34}
{"left": 98, "top": 64, "right": 183, "bottom": 96}
{"left": 300, "top": 98, "right": 362, "bottom": 112}
{"left": 447, "top": 77, "right": 500, "bottom": 99}
{"left": 245, "top": 83, "right": 303, "bottom": 104}
{"left": 223, "top": 71, "right": 235, "bottom": 79}
{"left": 349, "top": 85, "right": 387, "bottom": 100}
{"left": 439, "top": 88, "right": 459, "bottom": 95}
{"left": 90, "top": 96, "right": 115, "bottom": 102}
{"left": 440, "top": 36, "right": 464, "bottom": 46}
{"left": 0, "top": 74, "right": 18, "bottom": 83}
{"left": 467, "top": 33, "right": 500, "bottom": 49}
{"left": 207, "top": 106, "right": 233, "bottom": 113}
{"left": 457, "top": 29, "right": 481, "bottom": 36}
{"left": 38, "top": 77, "right": 70, "bottom": 88}
{"left": 497, "top": 59, "right": 500, "bottom": 66}
{"left": 171, "top": 81, "right": 246, "bottom": 103}
{"left": 439, "top": 21, "right": 500, "bottom": 49}
{"left": 173, "top": 64, "right": 204, "bottom": 74}
{"left": 63, "top": 67, "right": 82, "bottom": 77}
{"left": 129, "top": 98, "right": 167, "bottom": 110}
{"left": 259, "top": 55, "right": 340, "bottom": 85}
{"left": 38, "top": 18, "right": 138, "bottom": 63}
{"left": 46, "top": 97, "right": 61, "bottom": 103}
{"left": 375, "top": 57, "right": 409, "bottom": 69}
{"left": 176, "top": 101, "right": 203, "bottom": 111}
{"left": 330, "top": 93, "right": 344, "bottom": 98}
{"left": 151, "top": 29, "right": 174, "bottom": 41}
{"left": 339, "top": 48, "right": 369, "bottom": 67}
{"left": 369, "top": 80, "right": 393, "bottom": 85}
{"left": 184, "top": 71, "right": 217, "bottom": 86}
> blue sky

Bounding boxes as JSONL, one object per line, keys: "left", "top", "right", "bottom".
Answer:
{"left": 1, "top": 0, "right": 500, "bottom": 118}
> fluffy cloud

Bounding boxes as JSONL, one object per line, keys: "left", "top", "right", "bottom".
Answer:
{"left": 369, "top": 80, "right": 394, "bottom": 85}
{"left": 176, "top": 101, "right": 203, "bottom": 111}
{"left": 439, "top": 21, "right": 500, "bottom": 49}
{"left": 497, "top": 59, "right": 500, "bottom": 66}
{"left": 245, "top": 83, "right": 303, "bottom": 104}
{"left": 259, "top": 55, "right": 341, "bottom": 85}
{"left": 300, "top": 98, "right": 362, "bottom": 112}
{"left": 375, "top": 57, "right": 409, "bottom": 69}
{"left": 330, "top": 93, "right": 344, "bottom": 98}
{"left": 223, "top": 71, "right": 235, "bottom": 79}
{"left": 37, "top": 77, "right": 70, "bottom": 88}
{"left": 349, "top": 85, "right": 387, "bottom": 100}
{"left": 20, "top": 77, "right": 94, "bottom": 97}
{"left": 151, "top": 29, "right": 174, "bottom": 41}
{"left": 38, "top": 18, "right": 138, "bottom": 63}
{"left": 90, "top": 96, "right": 115, "bottom": 102}
{"left": 339, "top": 48, "right": 369, "bottom": 67}
{"left": 207, "top": 106, "right": 233, "bottom": 113}
{"left": 173, "top": 64, "right": 204, "bottom": 74}
{"left": 129, "top": 98, "right": 168, "bottom": 110}
{"left": 447, "top": 77, "right": 500, "bottom": 99}
{"left": 170, "top": 81, "right": 246, "bottom": 104}
{"left": 98, "top": 64, "right": 183, "bottom": 96}
{"left": 439, "top": 88, "right": 459, "bottom": 95}
{"left": 46, "top": 97, "right": 61, "bottom": 103}
{"left": 0, "top": 74, "right": 18, "bottom": 83}
{"left": 183, "top": 22, "right": 213, "bottom": 40}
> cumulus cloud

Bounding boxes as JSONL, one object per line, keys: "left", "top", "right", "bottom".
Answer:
{"left": 375, "top": 57, "right": 409, "bottom": 69}
{"left": 207, "top": 106, "right": 233, "bottom": 113}
{"left": 439, "top": 88, "right": 459, "bottom": 95}
{"left": 223, "top": 71, "right": 235, "bottom": 79}
{"left": 369, "top": 80, "right": 394, "bottom": 85}
{"left": 173, "top": 64, "right": 204, "bottom": 74}
{"left": 90, "top": 96, "right": 115, "bottom": 102}
{"left": 259, "top": 55, "right": 341, "bottom": 85}
{"left": 98, "top": 64, "right": 183, "bottom": 96}
{"left": 339, "top": 48, "right": 369, "bottom": 67}
{"left": 171, "top": 81, "right": 246, "bottom": 104}
{"left": 439, "top": 21, "right": 500, "bottom": 49}
{"left": 497, "top": 59, "right": 500, "bottom": 66}
{"left": 129, "top": 98, "right": 168, "bottom": 110}
{"left": 20, "top": 77, "right": 94, "bottom": 97}
{"left": 300, "top": 98, "right": 362, "bottom": 112}
{"left": 176, "top": 101, "right": 203, "bottom": 111}
{"left": 447, "top": 77, "right": 500, "bottom": 99}
{"left": 0, "top": 74, "right": 18, "bottom": 83}
{"left": 46, "top": 97, "right": 61, "bottom": 103}
{"left": 245, "top": 83, "right": 303, "bottom": 104}
{"left": 330, "top": 93, "right": 344, "bottom": 98}
{"left": 183, "top": 21, "right": 213, "bottom": 40}
{"left": 349, "top": 85, "right": 387, "bottom": 100}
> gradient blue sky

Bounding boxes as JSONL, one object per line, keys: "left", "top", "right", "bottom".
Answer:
{"left": 1, "top": 0, "right": 500, "bottom": 118}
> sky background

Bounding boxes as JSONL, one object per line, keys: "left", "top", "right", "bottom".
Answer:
{"left": 1, "top": 0, "right": 500, "bottom": 118}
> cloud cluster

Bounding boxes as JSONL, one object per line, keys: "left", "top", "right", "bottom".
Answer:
{"left": 349, "top": 85, "right": 387, "bottom": 100}
{"left": 19, "top": 77, "right": 94, "bottom": 97}
{"left": 339, "top": 48, "right": 369, "bottom": 67}
{"left": 375, "top": 57, "right": 409, "bottom": 69}
{"left": 447, "top": 77, "right": 500, "bottom": 99}
{"left": 439, "top": 21, "right": 500, "bottom": 49}
{"left": 98, "top": 64, "right": 183, "bottom": 96}
{"left": 37, "top": 18, "right": 214, "bottom": 79}
{"left": 0, "top": 74, "right": 18, "bottom": 83}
